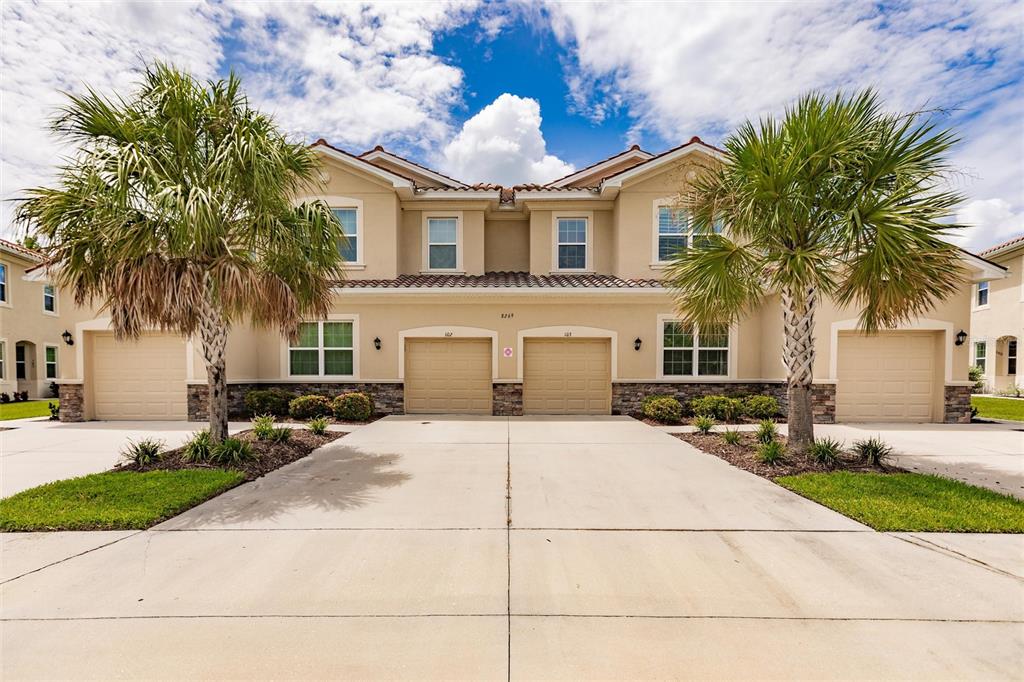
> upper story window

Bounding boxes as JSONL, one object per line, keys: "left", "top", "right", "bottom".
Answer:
{"left": 424, "top": 214, "right": 461, "bottom": 271}
{"left": 0, "top": 262, "right": 7, "bottom": 303}
{"left": 332, "top": 208, "right": 359, "bottom": 263}
{"left": 976, "top": 281, "right": 989, "bottom": 307}
{"left": 661, "top": 320, "right": 730, "bottom": 377}
{"left": 43, "top": 284, "right": 56, "bottom": 314}
{"left": 289, "top": 320, "right": 355, "bottom": 377}
{"left": 553, "top": 214, "right": 591, "bottom": 271}
{"left": 652, "top": 200, "right": 724, "bottom": 264}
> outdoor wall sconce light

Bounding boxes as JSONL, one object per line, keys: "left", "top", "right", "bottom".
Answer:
{"left": 374, "top": 337, "right": 382, "bottom": 351}
{"left": 634, "top": 337, "right": 642, "bottom": 351}
{"left": 61, "top": 330, "right": 74, "bottom": 346}
{"left": 955, "top": 329, "right": 967, "bottom": 346}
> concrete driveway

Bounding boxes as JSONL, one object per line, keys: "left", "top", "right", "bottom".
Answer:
{"left": 2, "top": 416, "right": 1022, "bottom": 679}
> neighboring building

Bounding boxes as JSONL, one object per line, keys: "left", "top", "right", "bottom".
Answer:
{"left": 971, "top": 235, "right": 1023, "bottom": 393}
{"left": 55, "top": 139, "right": 1005, "bottom": 423}
{"left": 0, "top": 239, "right": 88, "bottom": 400}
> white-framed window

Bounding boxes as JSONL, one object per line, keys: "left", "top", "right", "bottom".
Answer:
{"left": 973, "top": 341, "right": 987, "bottom": 372}
{"left": 552, "top": 213, "right": 593, "bottom": 271}
{"left": 43, "top": 283, "right": 56, "bottom": 314}
{"left": 15, "top": 344, "right": 26, "bottom": 380}
{"left": 976, "top": 281, "right": 989, "bottom": 308}
{"left": 0, "top": 262, "right": 7, "bottom": 303}
{"left": 1008, "top": 339, "right": 1017, "bottom": 376}
{"left": 332, "top": 208, "right": 359, "bottom": 264}
{"left": 288, "top": 320, "right": 355, "bottom": 377}
{"left": 422, "top": 212, "right": 462, "bottom": 272}
{"left": 651, "top": 199, "right": 725, "bottom": 264}
{"left": 44, "top": 344, "right": 58, "bottom": 379}
{"left": 0, "top": 340, "right": 5, "bottom": 379}
{"left": 661, "top": 319, "right": 730, "bottom": 377}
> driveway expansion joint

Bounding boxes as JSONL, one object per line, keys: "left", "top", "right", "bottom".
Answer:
{"left": 0, "top": 530, "right": 144, "bottom": 586}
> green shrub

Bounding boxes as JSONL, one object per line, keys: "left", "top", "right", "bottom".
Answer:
{"left": 809, "top": 437, "right": 844, "bottom": 468}
{"left": 968, "top": 365, "right": 985, "bottom": 393}
{"left": 252, "top": 414, "right": 276, "bottom": 441}
{"left": 641, "top": 395, "right": 682, "bottom": 423}
{"left": 210, "top": 437, "right": 256, "bottom": 465}
{"left": 333, "top": 392, "right": 374, "bottom": 421}
{"left": 307, "top": 416, "right": 330, "bottom": 436}
{"left": 721, "top": 428, "right": 741, "bottom": 445}
{"left": 690, "top": 395, "right": 743, "bottom": 422}
{"left": 269, "top": 427, "right": 292, "bottom": 444}
{"left": 853, "top": 437, "right": 893, "bottom": 466}
{"left": 743, "top": 395, "right": 779, "bottom": 419}
{"left": 48, "top": 401, "right": 60, "bottom": 420}
{"left": 121, "top": 438, "right": 164, "bottom": 466}
{"left": 692, "top": 415, "right": 716, "bottom": 434}
{"left": 757, "top": 440, "right": 786, "bottom": 464}
{"left": 244, "top": 389, "right": 294, "bottom": 417}
{"left": 181, "top": 430, "right": 214, "bottom": 463}
{"left": 755, "top": 419, "right": 778, "bottom": 444}
{"left": 289, "top": 394, "right": 333, "bottom": 420}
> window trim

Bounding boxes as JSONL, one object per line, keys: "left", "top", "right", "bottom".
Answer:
{"left": 329, "top": 198, "right": 364, "bottom": 268}
{"left": 973, "top": 340, "right": 987, "bottom": 372}
{"left": 15, "top": 343, "right": 26, "bottom": 380}
{"left": 551, "top": 211, "right": 593, "bottom": 273}
{"left": 650, "top": 198, "right": 725, "bottom": 267}
{"left": 1007, "top": 339, "right": 1017, "bottom": 376}
{"left": 0, "top": 338, "right": 6, "bottom": 380}
{"left": 655, "top": 314, "right": 737, "bottom": 380}
{"left": 282, "top": 314, "right": 359, "bottom": 380}
{"left": 42, "top": 282, "right": 58, "bottom": 316}
{"left": 0, "top": 261, "right": 9, "bottom": 306}
{"left": 43, "top": 343, "right": 58, "bottom": 380}
{"left": 421, "top": 211, "right": 464, "bottom": 273}
{"left": 974, "top": 281, "right": 990, "bottom": 310}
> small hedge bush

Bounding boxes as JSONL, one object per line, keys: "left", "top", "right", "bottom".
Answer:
{"left": 743, "top": 395, "right": 779, "bottom": 419}
{"left": 244, "top": 389, "right": 294, "bottom": 417}
{"left": 690, "top": 395, "right": 744, "bottom": 422}
{"left": 289, "top": 395, "right": 333, "bottom": 420}
{"left": 641, "top": 395, "right": 682, "bottom": 423}
{"left": 333, "top": 392, "right": 374, "bottom": 421}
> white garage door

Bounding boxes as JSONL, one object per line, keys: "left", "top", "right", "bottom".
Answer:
{"left": 404, "top": 338, "right": 492, "bottom": 414}
{"left": 523, "top": 338, "right": 611, "bottom": 414}
{"left": 92, "top": 334, "right": 187, "bottom": 420}
{"left": 836, "top": 331, "right": 938, "bottom": 422}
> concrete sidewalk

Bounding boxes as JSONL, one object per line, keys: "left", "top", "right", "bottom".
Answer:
{"left": 2, "top": 416, "right": 1022, "bottom": 679}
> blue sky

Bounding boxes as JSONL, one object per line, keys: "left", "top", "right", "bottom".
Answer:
{"left": 1, "top": 1, "right": 1022, "bottom": 249}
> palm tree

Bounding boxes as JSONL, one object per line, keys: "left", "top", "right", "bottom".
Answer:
{"left": 16, "top": 63, "right": 345, "bottom": 441}
{"left": 664, "top": 90, "right": 965, "bottom": 452}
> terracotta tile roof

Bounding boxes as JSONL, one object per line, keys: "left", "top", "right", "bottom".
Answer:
{"left": 545, "top": 144, "right": 653, "bottom": 187}
{"left": 513, "top": 184, "right": 599, "bottom": 192}
{"left": 358, "top": 145, "right": 469, "bottom": 188}
{"left": 597, "top": 136, "right": 726, "bottom": 185}
{"left": 0, "top": 238, "right": 43, "bottom": 262}
{"left": 310, "top": 139, "right": 419, "bottom": 185}
{"left": 980, "top": 233, "right": 1024, "bottom": 256}
{"left": 337, "top": 271, "right": 664, "bottom": 289}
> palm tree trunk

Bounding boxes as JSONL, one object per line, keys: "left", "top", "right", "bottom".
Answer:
{"left": 198, "top": 290, "right": 230, "bottom": 443}
{"left": 781, "top": 286, "right": 817, "bottom": 452}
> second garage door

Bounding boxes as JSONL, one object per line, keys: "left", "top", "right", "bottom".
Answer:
{"left": 523, "top": 338, "right": 611, "bottom": 414}
{"left": 404, "top": 338, "right": 493, "bottom": 414}
{"left": 836, "top": 331, "right": 938, "bottom": 422}
{"left": 92, "top": 333, "right": 188, "bottom": 420}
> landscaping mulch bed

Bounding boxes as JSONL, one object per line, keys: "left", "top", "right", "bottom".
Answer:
{"left": 122, "top": 429, "right": 345, "bottom": 481}
{"left": 676, "top": 431, "right": 893, "bottom": 479}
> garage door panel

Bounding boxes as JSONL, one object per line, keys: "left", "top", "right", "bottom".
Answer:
{"left": 405, "top": 339, "right": 492, "bottom": 414}
{"left": 836, "top": 332, "right": 937, "bottom": 423}
{"left": 92, "top": 334, "right": 187, "bottom": 420}
{"left": 523, "top": 338, "right": 611, "bottom": 415}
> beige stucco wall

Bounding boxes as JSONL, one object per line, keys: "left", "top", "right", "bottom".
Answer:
{"left": 484, "top": 219, "right": 530, "bottom": 271}
{"left": 970, "top": 248, "right": 1023, "bottom": 390}
{"left": 0, "top": 253, "right": 96, "bottom": 398}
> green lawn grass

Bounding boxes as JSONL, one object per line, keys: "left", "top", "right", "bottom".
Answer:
{"left": 971, "top": 395, "right": 1024, "bottom": 422}
{"left": 0, "top": 399, "right": 57, "bottom": 421}
{"left": 0, "top": 469, "right": 245, "bottom": 531}
{"left": 777, "top": 472, "right": 1024, "bottom": 532}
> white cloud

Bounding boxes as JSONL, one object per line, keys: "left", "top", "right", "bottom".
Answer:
{"left": 439, "top": 93, "right": 574, "bottom": 185}
{"left": 951, "top": 199, "right": 1024, "bottom": 251}
{"left": 546, "top": 0, "right": 1024, "bottom": 251}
